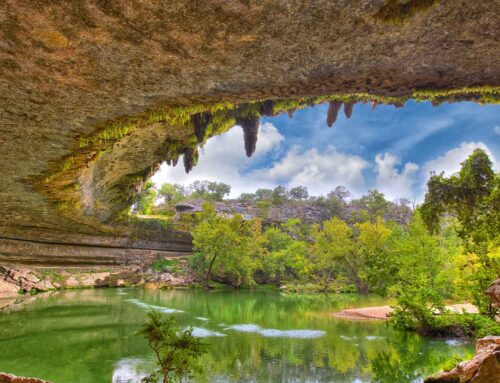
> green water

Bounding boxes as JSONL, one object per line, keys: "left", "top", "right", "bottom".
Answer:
{"left": 0, "top": 289, "right": 473, "bottom": 383}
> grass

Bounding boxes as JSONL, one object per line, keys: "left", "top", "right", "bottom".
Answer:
{"left": 152, "top": 258, "right": 179, "bottom": 272}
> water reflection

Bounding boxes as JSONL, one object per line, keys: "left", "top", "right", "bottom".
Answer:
{"left": 0, "top": 289, "right": 473, "bottom": 383}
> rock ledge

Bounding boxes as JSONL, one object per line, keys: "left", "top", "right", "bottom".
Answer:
{"left": 424, "top": 336, "right": 500, "bottom": 382}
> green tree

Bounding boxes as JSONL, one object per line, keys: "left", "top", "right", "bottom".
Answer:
{"left": 351, "top": 189, "right": 390, "bottom": 222}
{"left": 272, "top": 185, "right": 289, "bottom": 205}
{"left": 254, "top": 188, "right": 273, "bottom": 201}
{"left": 136, "top": 181, "right": 157, "bottom": 215}
{"left": 420, "top": 149, "right": 500, "bottom": 316}
{"left": 355, "top": 217, "right": 393, "bottom": 294}
{"left": 192, "top": 203, "right": 260, "bottom": 288}
{"left": 137, "top": 310, "right": 206, "bottom": 383}
{"left": 389, "top": 214, "right": 449, "bottom": 334}
{"left": 311, "top": 218, "right": 355, "bottom": 291}
{"left": 188, "top": 180, "right": 231, "bottom": 201}
{"left": 159, "top": 183, "right": 186, "bottom": 204}
{"left": 289, "top": 186, "right": 309, "bottom": 201}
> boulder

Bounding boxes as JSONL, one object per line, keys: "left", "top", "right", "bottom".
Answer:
{"left": 485, "top": 279, "right": 500, "bottom": 308}
{"left": 424, "top": 336, "right": 500, "bottom": 383}
{"left": 94, "top": 267, "right": 144, "bottom": 287}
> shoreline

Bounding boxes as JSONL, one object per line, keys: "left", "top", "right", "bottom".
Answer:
{"left": 333, "top": 303, "right": 479, "bottom": 321}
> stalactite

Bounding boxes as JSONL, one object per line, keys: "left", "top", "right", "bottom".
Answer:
{"left": 326, "top": 101, "right": 342, "bottom": 127}
{"left": 371, "top": 101, "right": 377, "bottom": 111}
{"left": 192, "top": 112, "right": 211, "bottom": 143}
{"left": 183, "top": 147, "right": 199, "bottom": 174}
{"left": 260, "top": 100, "right": 275, "bottom": 117}
{"left": 237, "top": 115, "right": 260, "bottom": 157}
{"left": 287, "top": 109, "right": 296, "bottom": 119}
{"left": 171, "top": 155, "right": 179, "bottom": 167}
{"left": 344, "top": 102, "right": 354, "bottom": 119}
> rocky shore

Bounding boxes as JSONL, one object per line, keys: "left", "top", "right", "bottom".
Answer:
{"left": 0, "top": 262, "right": 196, "bottom": 300}
{"left": 425, "top": 336, "right": 500, "bottom": 383}
{"left": 0, "top": 373, "right": 52, "bottom": 383}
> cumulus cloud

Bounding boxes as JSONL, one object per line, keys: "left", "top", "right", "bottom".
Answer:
{"left": 374, "top": 153, "right": 419, "bottom": 200}
{"left": 422, "top": 141, "right": 498, "bottom": 178}
{"left": 250, "top": 145, "right": 369, "bottom": 196}
{"left": 152, "top": 122, "right": 369, "bottom": 197}
{"left": 151, "top": 122, "right": 284, "bottom": 197}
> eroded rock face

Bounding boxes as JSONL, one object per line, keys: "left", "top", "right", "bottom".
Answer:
{"left": 175, "top": 199, "right": 332, "bottom": 224}
{"left": 0, "top": 373, "right": 52, "bottom": 383}
{"left": 424, "top": 336, "right": 500, "bottom": 383}
{"left": 0, "top": 1, "right": 499, "bottom": 262}
{"left": 486, "top": 278, "right": 500, "bottom": 308}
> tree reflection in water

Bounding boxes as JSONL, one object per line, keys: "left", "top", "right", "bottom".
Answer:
{"left": 0, "top": 289, "right": 473, "bottom": 383}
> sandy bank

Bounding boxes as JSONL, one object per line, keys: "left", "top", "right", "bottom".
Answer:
{"left": 333, "top": 303, "right": 478, "bottom": 321}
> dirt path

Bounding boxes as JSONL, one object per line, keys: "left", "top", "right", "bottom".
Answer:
{"left": 333, "top": 303, "right": 478, "bottom": 321}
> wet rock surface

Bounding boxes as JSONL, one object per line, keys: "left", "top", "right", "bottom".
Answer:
{"left": 486, "top": 278, "right": 500, "bottom": 308}
{"left": 0, "top": 373, "right": 52, "bottom": 383}
{"left": 425, "top": 336, "right": 500, "bottom": 383}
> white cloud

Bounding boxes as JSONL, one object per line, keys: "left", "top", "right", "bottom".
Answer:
{"left": 374, "top": 153, "right": 419, "bottom": 201}
{"left": 494, "top": 126, "right": 500, "bottom": 135}
{"left": 151, "top": 122, "right": 284, "bottom": 197}
{"left": 422, "top": 141, "right": 498, "bottom": 178}
{"left": 151, "top": 123, "right": 369, "bottom": 198}
{"left": 250, "top": 145, "right": 369, "bottom": 196}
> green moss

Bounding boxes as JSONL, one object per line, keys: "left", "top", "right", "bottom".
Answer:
{"left": 374, "top": 0, "right": 440, "bottom": 24}
{"left": 38, "top": 86, "right": 498, "bottom": 224}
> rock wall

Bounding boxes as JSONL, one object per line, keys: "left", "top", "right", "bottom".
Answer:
{"left": 175, "top": 199, "right": 331, "bottom": 224}
{"left": 425, "top": 336, "right": 500, "bottom": 383}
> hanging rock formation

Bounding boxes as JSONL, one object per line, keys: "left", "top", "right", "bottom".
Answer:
{"left": 237, "top": 116, "right": 260, "bottom": 157}
{"left": 343, "top": 102, "right": 355, "bottom": 119}
{"left": 326, "top": 101, "right": 343, "bottom": 127}
{"left": 183, "top": 147, "right": 199, "bottom": 173}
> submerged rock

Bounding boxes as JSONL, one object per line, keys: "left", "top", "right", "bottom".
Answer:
{"left": 424, "top": 336, "right": 500, "bottom": 383}
{"left": 0, "top": 373, "right": 53, "bottom": 383}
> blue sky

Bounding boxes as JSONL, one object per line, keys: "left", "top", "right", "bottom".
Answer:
{"left": 152, "top": 101, "right": 499, "bottom": 202}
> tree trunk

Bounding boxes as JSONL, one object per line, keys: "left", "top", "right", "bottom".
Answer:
{"left": 204, "top": 254, "right": 218, "bottom": 289}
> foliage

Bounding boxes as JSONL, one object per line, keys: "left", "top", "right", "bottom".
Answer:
{"left": 311, "top": 218, "right": 356, "bottom": 291}
{"left": 152, "top": 258, "right": 179, "bottom": 272}
{"left": 420, "top": 149, "right": 500, "bottom": 317}
{"left": 289, "top": 185, "right": 309, "bottom": 201}
{"left": 192, "top": 203, "right": 261, "bottom": 288}
{"left": 136, "top": 181, "right": 157, "bottom": 215}
{"left": 137, "top": 310, "right": 206, "bottom": 383}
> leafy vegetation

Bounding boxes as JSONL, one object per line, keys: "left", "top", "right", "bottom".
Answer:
{"left": 184, "top": 150, "right": 499, "bottom": 338}
{"left": 137, "top": 310, "right": 206, "bottom": 383}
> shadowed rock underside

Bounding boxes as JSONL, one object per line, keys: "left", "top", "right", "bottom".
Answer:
{"left": 0, "top": 0, "right": 499, "bottom": 264}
